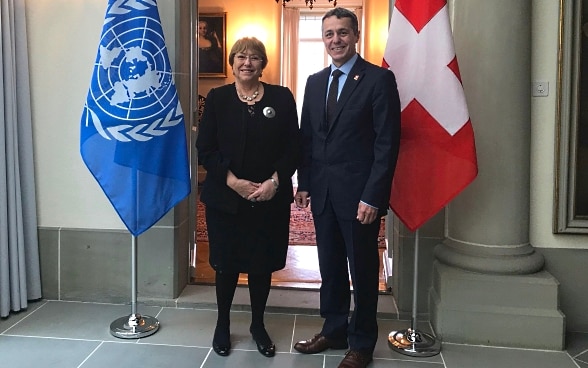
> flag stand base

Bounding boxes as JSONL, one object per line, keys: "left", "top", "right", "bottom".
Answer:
{"left": 387, "top": 229, "right": 441, "bottom": 357}
{"left": 110, "top": 236, "right": 159, "bottom": 339}
{"left": 388, "top": 328, "right": 440, "bottom": 357}
{"left": 110, "top": 313, "right": 159, "bottom": 339}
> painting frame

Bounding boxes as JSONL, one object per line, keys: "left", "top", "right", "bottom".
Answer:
{"left": 197, "top": 12, "right": 227, "bottom": 78}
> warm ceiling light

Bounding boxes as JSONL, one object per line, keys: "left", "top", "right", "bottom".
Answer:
{"left": 276, "top": 0, "right": 337, "bottom": 9}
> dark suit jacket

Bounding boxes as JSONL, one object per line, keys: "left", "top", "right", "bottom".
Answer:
{"left": 297, "top": 56, "right": 401, "bottom": 220}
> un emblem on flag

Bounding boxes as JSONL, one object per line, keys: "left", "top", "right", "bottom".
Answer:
{"left": 83, "top": 1, "right": 183, "bottom": 143}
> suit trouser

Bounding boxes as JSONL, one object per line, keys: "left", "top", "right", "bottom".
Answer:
{"left": 313, "top": 197, "right": 381, "bottom": 353}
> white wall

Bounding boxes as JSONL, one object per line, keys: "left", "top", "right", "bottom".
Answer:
{"left": 27, "top": 0, "right": 178, "bottom": 231}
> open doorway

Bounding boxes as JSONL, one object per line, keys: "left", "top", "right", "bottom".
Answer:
{"left": 189, "top": 0, "right": 388, "bottom": 291}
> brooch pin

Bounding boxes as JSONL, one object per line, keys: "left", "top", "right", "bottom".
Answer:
{"left": 263, "top": 107, "right": 276, "bottom": 118}
{"left": 353, "top": 75, "right": 359, "bottom": 81}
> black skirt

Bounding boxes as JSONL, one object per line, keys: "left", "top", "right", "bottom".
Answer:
{"left": 205, "top": 198, "right": 291, "bottom": 274}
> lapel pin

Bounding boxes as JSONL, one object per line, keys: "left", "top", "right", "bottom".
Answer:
{"left": 354, "top": 75, "right": 359, "bottom": 80}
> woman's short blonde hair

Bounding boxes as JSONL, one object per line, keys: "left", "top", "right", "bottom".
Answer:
{"left": 228, "top": 37, "right": 268, "bottom": 70}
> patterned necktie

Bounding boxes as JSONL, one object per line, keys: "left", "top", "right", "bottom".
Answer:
{"left": 326, "top": 69, "right": 343, "bottom": 125}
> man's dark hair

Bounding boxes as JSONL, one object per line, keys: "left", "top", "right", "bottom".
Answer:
{"left": 322, "top": 8, "right": 359, "bottom": 35}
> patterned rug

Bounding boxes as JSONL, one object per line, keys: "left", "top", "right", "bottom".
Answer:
{"left": 196, "top": 200, "right": 386, "bottom": 247}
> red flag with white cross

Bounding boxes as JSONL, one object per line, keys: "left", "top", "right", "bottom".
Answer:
{"left": 382, "top": 0, "right": 478, "bottom": 231}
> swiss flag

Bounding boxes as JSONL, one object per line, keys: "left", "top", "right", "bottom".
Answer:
{"left": 383, "top": 0, "right": 478, "bottom": 232}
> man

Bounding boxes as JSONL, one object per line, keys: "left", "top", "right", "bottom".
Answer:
{"left": 294, "top": 7, "right": 401, "bottom": 368}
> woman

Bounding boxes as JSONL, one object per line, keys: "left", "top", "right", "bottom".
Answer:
{"left": 197, "top": 19, "right": 223, "bottom": 73}
{"left": 196, "top": 37, "right": 300, "bottom": 358}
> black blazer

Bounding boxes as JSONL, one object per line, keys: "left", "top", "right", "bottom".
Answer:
{"left": 297, "top": 56, "right": 401, "bottom": 219}
{"left": 197, "top": 82, "right": 300, "bottom": 214}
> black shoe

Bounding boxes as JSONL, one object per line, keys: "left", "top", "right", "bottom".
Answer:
{"left": 250, "top": 326, "right": 276, "bottom": 357}
{"left": 212, "top": 325, "right": 231, "bottom": 356}
{"left": 212, "top": 340, "right": 231, "bottom": 356}
{"left": 254, "top": 340, "right": 276, "bottom": 357}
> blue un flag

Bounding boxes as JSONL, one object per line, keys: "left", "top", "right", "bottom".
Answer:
{"left": 81, "top": 0, "right": 191, "bottom": 236}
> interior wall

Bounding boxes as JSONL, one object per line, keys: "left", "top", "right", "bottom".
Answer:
{"left": 363, "top": 0, "right": 389, "bottom": 64}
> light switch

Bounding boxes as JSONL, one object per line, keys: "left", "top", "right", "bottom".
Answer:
{"left": 532, "top": 81, "right": 549, "bottom": 97}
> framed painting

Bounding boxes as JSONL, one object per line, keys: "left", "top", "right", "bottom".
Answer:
{"left": 197, "top": 13, "right": 227, "bottom": 77}
{"left": 554, "top": 0, "right": 588, "bottom": 233}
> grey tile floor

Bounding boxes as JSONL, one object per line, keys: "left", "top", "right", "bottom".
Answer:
{"left": 0, "top": 285, "right": 585, "bottom": 368}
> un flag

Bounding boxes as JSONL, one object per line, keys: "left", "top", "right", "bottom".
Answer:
{"left": 80, "top": 0, "right": 191, "bottom": 236}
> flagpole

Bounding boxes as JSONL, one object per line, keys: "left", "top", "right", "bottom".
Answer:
{"left": 110, "top": 235, "right": 160, "bottom": 339}
{"left": 110, "top": 169, "right": 159, "bottom": 339}
{"left": 81, "top": 1, "right": 189, "bottom": 339}
{"left": 388, "top": 229, "right": 441, "bottom": 357}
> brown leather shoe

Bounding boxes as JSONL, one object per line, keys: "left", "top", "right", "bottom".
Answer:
{"left": 293, "top": 334, "right": 348, "bottom": 354}
{"left": 337, "top": 350, "right": 373, "bottom": 368}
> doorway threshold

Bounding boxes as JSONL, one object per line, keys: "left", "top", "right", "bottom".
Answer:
{"left": 172, "top": 284, "right": 398, "bottom": 318}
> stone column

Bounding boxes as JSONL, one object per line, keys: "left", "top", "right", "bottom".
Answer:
{"left": 429, "top": 0, "right": 564, "bottom": 350}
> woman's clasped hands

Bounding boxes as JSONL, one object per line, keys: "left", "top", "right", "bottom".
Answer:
{"left": 229, "top": 176, "right": 277, "bottom": 202}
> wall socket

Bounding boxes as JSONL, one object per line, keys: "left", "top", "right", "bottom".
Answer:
{"left": 532, "top": 81, "right": 549, "bottom": 97}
